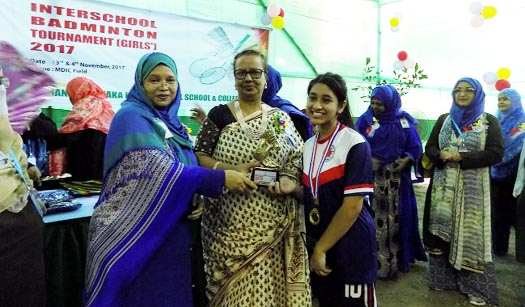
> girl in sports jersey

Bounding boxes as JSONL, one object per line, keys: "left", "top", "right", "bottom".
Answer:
{"left": 302, "top": 72, "right": 378, "bottom": 307}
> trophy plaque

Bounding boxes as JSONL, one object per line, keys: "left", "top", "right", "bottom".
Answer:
{"left": 252, "top": 129, "right": 280, "bottom": 186}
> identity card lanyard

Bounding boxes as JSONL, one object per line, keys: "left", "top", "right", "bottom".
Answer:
{"left": 307, "top": 122, "right": 340, "bottom": 226}
{"left": 9, "top": 149, "right": 44, "bottom": 218}
{"left": 451, "top": 118, "right": 467, "bottom": 151}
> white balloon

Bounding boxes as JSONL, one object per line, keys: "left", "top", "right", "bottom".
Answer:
{"left": 267, "top": 3, "right": 281, "bottom": 18}
{"left": 483, "top": 72, "right": 498, "bottom": 85}
{"left": 394, "top": 11, "right": 404, "bottom": 20}
{"left": 469, "top": 1, "right": 483, "bottom": 14}
{"left": 261, "top": 13, "right": 272, "bottom": 25}
{"left": 403, "top": 58, "right": 416, "bottom": 69}
{"left": 470, "top": 15, "right": 484, "bottom": 27}
{"left": 393, "top": 60, "right": 404, "bottom": 70}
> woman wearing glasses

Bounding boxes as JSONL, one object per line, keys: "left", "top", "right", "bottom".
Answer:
{"left": 423, "top": 77, "right": 503, "bottom": 306}
{"left": 195, "top": 49, "right": 311, "bottom": 306}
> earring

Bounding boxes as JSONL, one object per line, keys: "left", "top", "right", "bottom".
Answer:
{"left": 264, "top": 83, "right": 268, "bottom": 89}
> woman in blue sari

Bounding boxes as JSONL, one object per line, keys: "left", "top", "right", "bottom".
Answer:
{"left": 84, "top": 52, "right": 256, "bottom": 307}
{"left": 356, "top": 84, "right": 427, "bottom": 279}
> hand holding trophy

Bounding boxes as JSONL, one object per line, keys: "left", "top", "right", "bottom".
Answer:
{"left": 251, "top": 129, "right": 280, "bottom": 186}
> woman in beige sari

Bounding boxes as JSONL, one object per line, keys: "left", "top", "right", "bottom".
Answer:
{"left": 195, "top": 49, "right": 311, "bottom": 306}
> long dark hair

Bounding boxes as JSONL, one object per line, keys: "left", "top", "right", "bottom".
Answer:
{"left": 307, "top": 72, "right": 355, "bottom": 129}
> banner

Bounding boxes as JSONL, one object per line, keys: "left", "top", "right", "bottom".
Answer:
{"left": 2, "top": 0, "right": 269, "bottom": 114}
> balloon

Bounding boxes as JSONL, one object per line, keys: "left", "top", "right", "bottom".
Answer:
{"left": 403, "top": 58, "right": 416, "bottom": 69}
{"left": 497, "top": 67, "right": 511, "bottom": 79}
{"left": 469, "top": 1, "right": 483, "bottom": 14}
{"left": 267, "top": 3, "right": 281, "bottom": 18}
{"left": 272, "top": 16, "right": 285, "bottom": 29}
{"left": 261, "top": 13, "right": 272, "bottom": 25}
{"left": 470, "top": 15, "right": 484, "bottom": 27}
{"left": 393, "top": 60, "right": 404, "bottom": 71}
{"left": 495, "top": 79, "right": 511, "bottom": 91}
{"left": 278, "top": 8, "right": 285, "bottom": 17}
{"left": 481, "top": 6, "right": 497, "bottom": 19}
{"left": 397, "top": 51, "right": 408, "bottom": 61}
{"left": 389, "top": 17, "right": 399, "bottom": 27}
{"left": 482, "top": 72, "right": 498, "bottom": 85}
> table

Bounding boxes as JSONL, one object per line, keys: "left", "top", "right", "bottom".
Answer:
{"left": 43, "top": 195, "right": 98, "bottom": 307}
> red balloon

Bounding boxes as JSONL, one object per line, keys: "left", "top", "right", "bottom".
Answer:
{"left": 495, "top": 79, "right": 511, "bottom": 91}
{"left": 278, "top": 8, "right": 285, "bottom": 17}
{"left": 397, "top": 51, "right": 408, "bottom": 61}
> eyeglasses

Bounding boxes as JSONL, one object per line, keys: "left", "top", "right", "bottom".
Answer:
{"left": 234, "top": 69, "right": 265, "bottom": 80}
{"left": 0, "top": 76, "right": 9, "bottom": 88}
{"left": 453, "top": 88, "right": 475, "bottom": 95}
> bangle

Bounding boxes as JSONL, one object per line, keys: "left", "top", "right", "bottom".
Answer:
{"left": 213, "top": 161, "right": 222, "bottom": 170}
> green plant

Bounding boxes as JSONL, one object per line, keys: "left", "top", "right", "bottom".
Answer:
{"left": 351, "top": 57, "right": 428, "bottom": 100}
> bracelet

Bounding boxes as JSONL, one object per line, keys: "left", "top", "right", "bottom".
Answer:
{"left": 213, "top": 161, "right": 222, "bottom": 170}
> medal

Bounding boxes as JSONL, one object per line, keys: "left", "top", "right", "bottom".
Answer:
{"left": 309, "top": 207, "right": 320, "bottom": 225}
{"left": 307, "top": 123, "right": 341, "bottom": 226}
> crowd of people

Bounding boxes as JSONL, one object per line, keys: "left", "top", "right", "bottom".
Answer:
{"left": 1, "top": 48, "right": 524, "bottom": 307}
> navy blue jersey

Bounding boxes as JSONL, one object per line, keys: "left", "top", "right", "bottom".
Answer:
{"left": 302, "top": 125, "right": 377, "bottom": 284}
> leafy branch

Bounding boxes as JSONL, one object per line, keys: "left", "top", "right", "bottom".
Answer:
{"left": 351, "top": 57, "right": 428, "bottom": 100}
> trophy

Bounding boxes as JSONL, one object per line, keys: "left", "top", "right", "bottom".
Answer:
{"left": 251, "top": 129, "right": 280, "bottom": 186}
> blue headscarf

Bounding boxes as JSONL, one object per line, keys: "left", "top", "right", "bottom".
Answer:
{"left": 262, "top": 65, "right": 312, "bottom": 140}
{"left": 103, "top": 52, "right": 195, "bottom": 175}
{"left": 358, "top": 84, "right": 417, "bottom": 126}
{"left": 450, "top": 77, "right": 485, "bottom": 130}
{"left": 356, "top": 84, "right": 421, "bottom": 165}
{"left": 491, "top": 88, "right": 525, "bottom": 179}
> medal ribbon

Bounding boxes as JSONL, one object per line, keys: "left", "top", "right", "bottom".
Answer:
{"left": 308, "top": 122, "right": 341, "bottom": 203}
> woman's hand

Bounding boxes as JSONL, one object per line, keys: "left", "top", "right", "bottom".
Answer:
{"left": 440, "top": 148, "right": 461, "bottom": 162}
{"left": 28, "top": 165, "right": 41, "bottom": 187}
{"left": 190, "top": 106, "right": 206, "bottom": 125}
{"left": 268, "top": 176, "right": 301, "bottom": 198}
{"left": 187, "top": 195, "right": 204, "bottom": 220}
{"left": 390, "top": 156, "right": 412, "bottom": 173}
{"left": 233, "top": 161, "right": 260, "bottom": 174}
{"left": 310, "top": 249, "right": 332, "bottom": 276}
{"left": 224, "top": 170, "right": 257, "bottom": 193}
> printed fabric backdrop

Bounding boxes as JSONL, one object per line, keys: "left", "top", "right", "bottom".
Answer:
{"left": 1, "top": 0, "right": 269, "bottom": 115}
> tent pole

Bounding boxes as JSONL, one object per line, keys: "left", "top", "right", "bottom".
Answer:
{"left": 376, "top": 1, "right": 382, "bottom": 85}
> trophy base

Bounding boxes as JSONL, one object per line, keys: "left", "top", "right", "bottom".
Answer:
{"left": 251, "top": 167, "right": 279, "bottom": 186}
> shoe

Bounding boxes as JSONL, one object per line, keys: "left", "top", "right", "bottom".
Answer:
{"left": 429, "top": 286, "right": 443, "bottom": 291}
{"left": 468, "top": 294, "right": 486, "bottom": 306}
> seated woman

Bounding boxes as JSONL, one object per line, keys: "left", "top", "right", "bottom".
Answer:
{"left": 51, "top": 77, "right": 115, "bottom": 181}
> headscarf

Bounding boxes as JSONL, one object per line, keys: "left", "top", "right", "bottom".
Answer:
{"left": 358, "top": 84, "right": 417, "bottom": 126}
{"left": 1, "top": 83, "right": 30, "bottom": 213}
{"left": 491, "top": 88, "right": 525, "bottom": 179}
{"left": 58, "top": 77, "right": 115, "bottom": 134}
{"left": 449, "top": 77, "right": 485, "bottom": 130}
{"left": 262, "top": 65, "right": 312, "bottom": 139}
{"left": 355, "top": 84, "right": 421, "bottom": 166}
{"left": 103, "top": 52, "right": 194, "bottom": 175}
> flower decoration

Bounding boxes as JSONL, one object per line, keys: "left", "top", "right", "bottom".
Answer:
{"left": 183, "top": 124, "right": 192, "bottom": 135}
{"left": 273, "top": 113, "right": 289, "bottom": 133}
{"left": 470, "top": 117, "right": 489, "bottom": 132}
